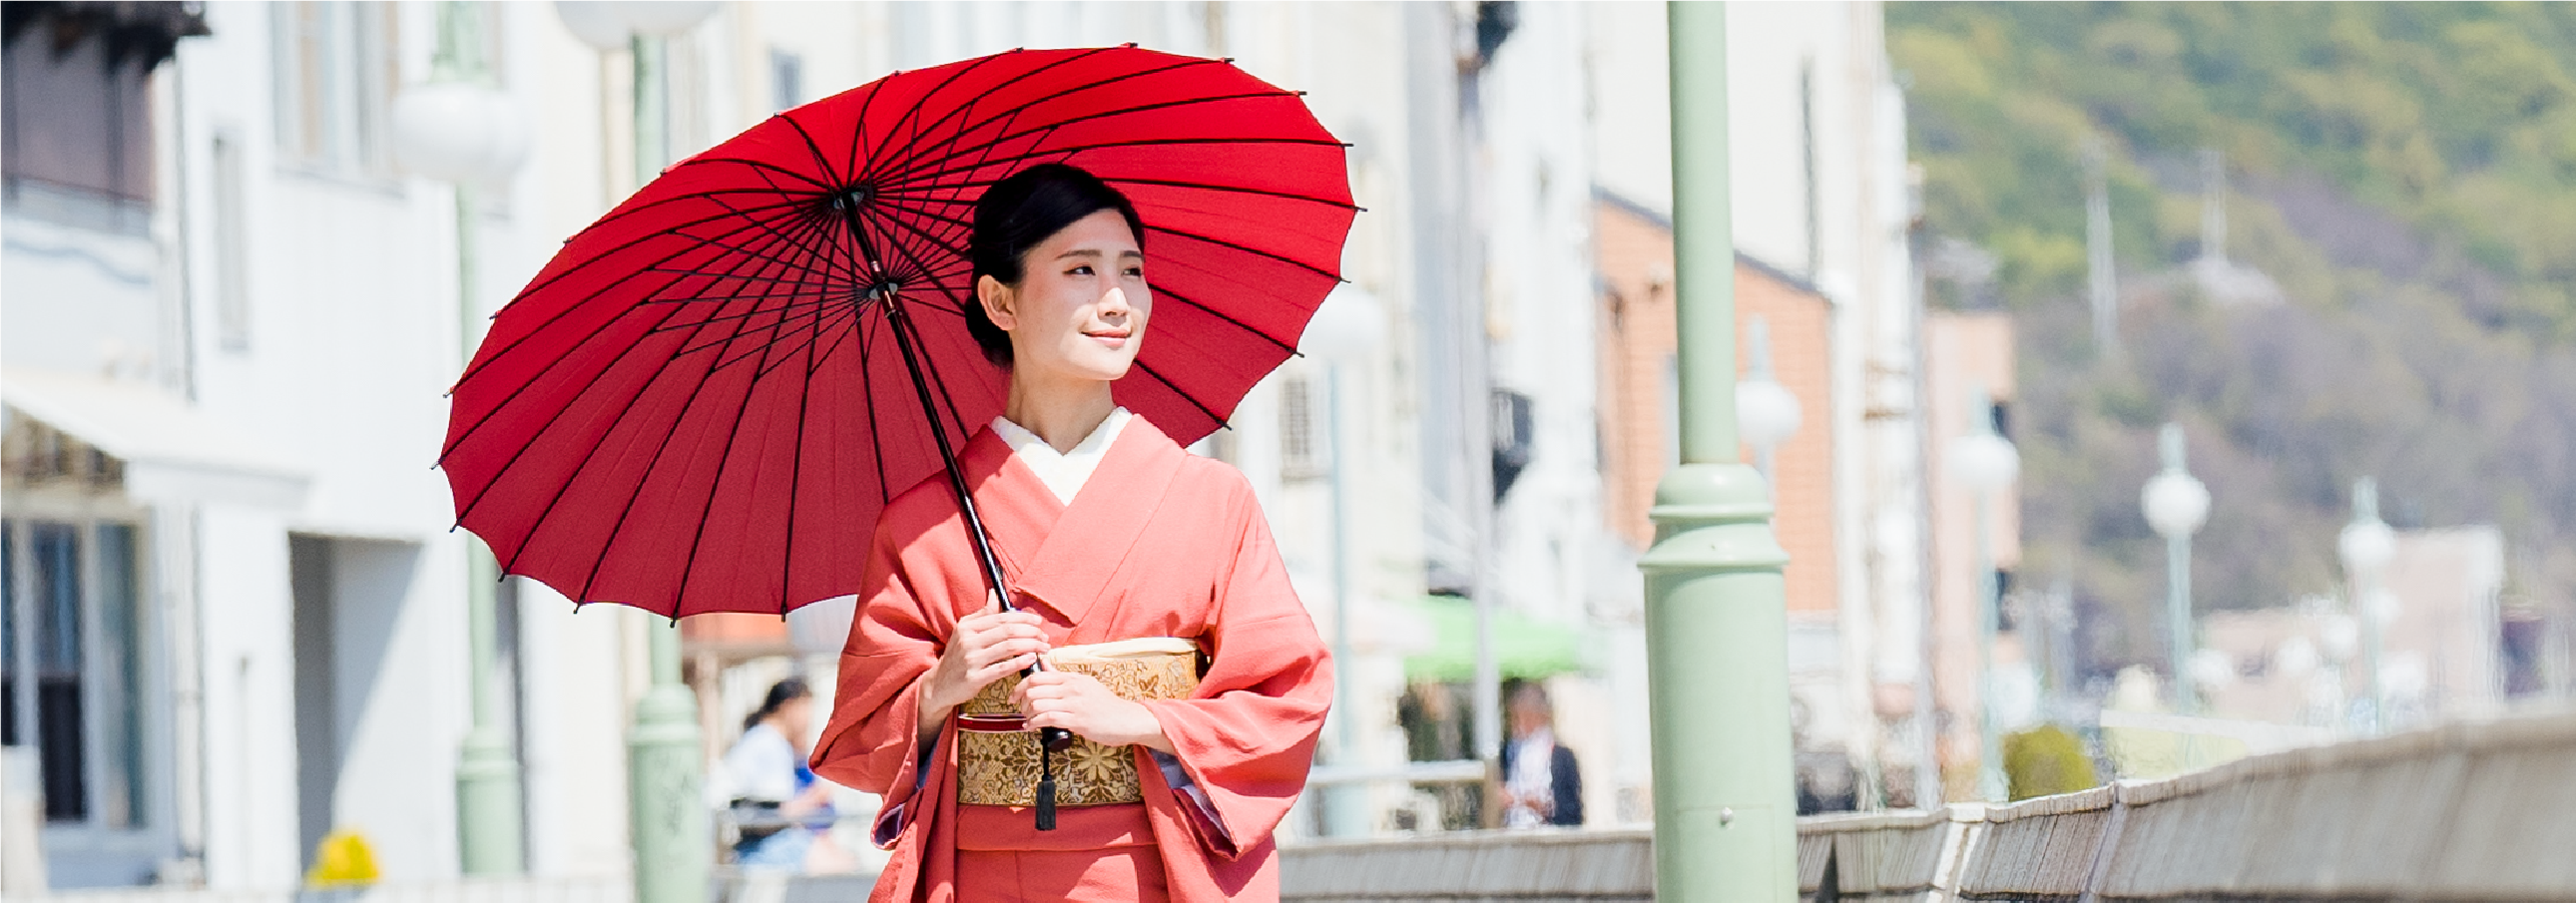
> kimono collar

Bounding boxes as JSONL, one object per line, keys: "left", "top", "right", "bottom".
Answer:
{"left": 954, "top": 413, "right": 1185, "bottom": 626}
{"left": 988, "top": 407, "right": 1133, "bottom": 505}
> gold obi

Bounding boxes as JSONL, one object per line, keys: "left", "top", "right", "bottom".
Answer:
{"left": 955, "top": 638, "right": 1203, "bottom": 808}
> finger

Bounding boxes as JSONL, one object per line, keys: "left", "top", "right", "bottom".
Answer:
{"left": 981, "top": 591, "right": 1002, "bottom": 616}
{"left": 973, "top": 654, "right": 1039, "bottom": 682}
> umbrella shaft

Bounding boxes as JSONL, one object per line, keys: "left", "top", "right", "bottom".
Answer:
{"left": 880, "top": 294, "right": 1017, "bottom": 610}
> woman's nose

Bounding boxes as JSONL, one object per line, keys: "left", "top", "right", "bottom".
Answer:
{"left": 1098, "top": 286, "right": 1131, "bottom": 315}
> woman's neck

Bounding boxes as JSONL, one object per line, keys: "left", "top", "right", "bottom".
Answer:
{"left": 1003, "top": 370, "right": 1116, "bottom": 454}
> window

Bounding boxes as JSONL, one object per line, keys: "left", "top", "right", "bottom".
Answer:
{"left": 270, "top": 1, "right": 399, "bottom": 176}
{"left": 214, "top": 132, "right": 251, "bottom": 351}
{"left": 1280, "top": 374, "right": 1322, "bottom": 480}
{"left": 1, "top": 16, "right": 156, "bottom": 233}
{"left": 3, "top": 516, "right": 146, "bottom": 828}
{"left": 770, "top": 49, "right": 803, "bottom": 113}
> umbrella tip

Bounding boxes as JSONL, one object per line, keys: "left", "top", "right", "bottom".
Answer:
{"left": 1122, "top": 42, "right": 1138, "bottom": 48}
{"left": 1222, "top": 56, "right": 1236, "bottom": 63}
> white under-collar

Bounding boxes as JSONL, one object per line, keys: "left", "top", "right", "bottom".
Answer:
{"left": 990, "top": 407, "right": 1132, "bottom": 506}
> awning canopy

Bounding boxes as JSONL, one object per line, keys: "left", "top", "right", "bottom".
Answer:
{"left": 2, "top": 367, "right": 308, "bottom": 510}
{"left": 1397, "top": 595, "right": 1588, "bottom": 683}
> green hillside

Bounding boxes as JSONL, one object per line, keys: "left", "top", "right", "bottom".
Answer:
{"left": 1888, "top": 3, "right": 2576, "bottom": 678}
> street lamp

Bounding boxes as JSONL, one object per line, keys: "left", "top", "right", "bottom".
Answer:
{"left": 1946, "top": 386, "right": 2017, "bottom": 802}
{"left": 2140, "top": 423, "right": 2210, "bottom": 713}
{"left": 1299, "top": 281, "right": 1385, "bottom": 838}
{"left": 2337, "top": 478, "right": 2394, "bottom": 732}
{"left": 1641, "top": 4, "right": 1799, "bottom": 896}
{"left": 393, "top": 1, "right": 531, "bottom": 876}
{"left": 1736, "top": 315, "right": 1801, "bottom": 482}
{"left": 554, "top": 3, "right": 721, "bottom": 900}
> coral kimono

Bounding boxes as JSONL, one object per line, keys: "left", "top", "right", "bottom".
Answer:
{"left": 812, "top": 412, "right": 1331, "bottom": 902}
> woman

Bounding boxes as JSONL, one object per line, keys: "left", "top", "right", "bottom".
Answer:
{"left": 722, "top": 678, "right": 837, "bottom": 870}
{"left": 810, "top": 163, "right": 1333, "bottom": 902}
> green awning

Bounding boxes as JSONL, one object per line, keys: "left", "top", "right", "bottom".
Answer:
{"left": 1398, "top": 595, "right": 1587, "bottom": 683}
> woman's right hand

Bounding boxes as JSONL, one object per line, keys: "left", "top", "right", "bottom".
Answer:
{"left": 920, "top": 593, "right": 1051, "bottom": 722}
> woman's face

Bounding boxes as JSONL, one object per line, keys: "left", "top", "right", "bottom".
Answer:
{"left": 979, "top": 210, "right": 1151, "bottom": 383}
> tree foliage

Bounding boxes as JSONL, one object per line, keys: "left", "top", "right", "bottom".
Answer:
{"left": 1891, "top": 3, "right": 2576, "bottom": 676}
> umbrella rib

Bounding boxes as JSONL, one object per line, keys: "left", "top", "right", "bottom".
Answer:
{"left": 672, "top": 156, "right": 836, "bottom": 192}
{"left": 679, "top": 197, "right": 852, "bottom": 374}
{"left": 888, "top": 296, "right": 983, "bottom": 482}
{"left": 545, "top": 190, "right": 821, "bottom": 262}
{"left": 458, "top": 205, "right": 839, "bottom": 543}
{"left": 1094, "top": 175, "right": 1361, "bottom": 210}
{"left": 664, "top": 205, "right": 830, "bottom": 617}
{"left": 560, "top": 209, "right": 843, "bottom": 603}
{"left": 855, "top": 48, "right": 1111, "bottom": 189}
{"left": 850, "top": 309, "right": 898, "bottom": 511}
{"left": 1147, "top": 223, "right": 1342, "bottom": 279}
{"left": 872, "top": 135, "right": 1351, "bottom": 204}
{"left": 644, "top": 293, "right": 839, "bottom": 335}
{"left": 447, "top": 207, "right": 840, "bottom": 460}
{"left": 457, "top": 197, "right": 829, "bottom": 390}
{"left": 1129, "top": 355, "right": 1229, "bottom": 428}
{"left": 1150, "top": 284, "right": 1299, "bottom": 354}
{"left": 863, "top": 54, "right": 1229, "bottom": 189}
{"left": 448, "top": 226, "right": 841, "bottom": 479}
{"left": 846, "top": 54, "right": 994, "bottom": 191}
{"left": 873, "top": 225, "right": 994, "bottom": 445}
{"left": 869, "top": 89, "right": 1312, "bottom": 191}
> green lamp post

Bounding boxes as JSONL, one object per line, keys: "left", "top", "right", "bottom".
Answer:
{"left": 393, "top": 0, "right": 531, "bottom": 876}
{"left": 627, "top": 19, "right": 716, "bottom": 903}
{"left": 1639, "top": 4, "right": 1798, "bottom": 898}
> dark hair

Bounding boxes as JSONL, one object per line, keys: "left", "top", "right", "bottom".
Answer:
{"left": 743, "top": 677, "right": 810, "bottom": 733}
{"left": 963, "top": 162, "right": 1147, "bottom": 366}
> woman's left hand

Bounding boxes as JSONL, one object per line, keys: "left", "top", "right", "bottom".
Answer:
{"left": 1012, "top": 671, "right": 1175, "bottom": 754}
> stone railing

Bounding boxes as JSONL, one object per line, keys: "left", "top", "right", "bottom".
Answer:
{"left": 1282, "top": 711, "right": 2576, "bottom": 902}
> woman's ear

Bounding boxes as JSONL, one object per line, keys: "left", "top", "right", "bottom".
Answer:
{"left": 976, "top": 274, "right": 1017, "bottom": 331}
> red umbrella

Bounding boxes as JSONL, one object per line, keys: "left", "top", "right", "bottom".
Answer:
{"left": 440, "top": 46, "right": 1354, "bottom": 621}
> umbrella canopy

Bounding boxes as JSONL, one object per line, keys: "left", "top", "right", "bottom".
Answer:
{"left": 441, "top": 46, "right": 1354, "bottom": 618}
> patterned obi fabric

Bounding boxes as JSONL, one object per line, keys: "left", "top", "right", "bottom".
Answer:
{"left": 956, "top": 638, "right": 1203, "bottom": 807}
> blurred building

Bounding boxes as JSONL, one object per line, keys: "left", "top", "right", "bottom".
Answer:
{"left": 1594, "top": 193, "right": 1854, "bottom": 813}
{"left": 2200, "top": 527, "right": 2508, "bottom": 730}
{"left": 1586, "top": 1, "right": 1945, "bottom": 811}
{"left": 1923, "top": 310, "right": 2022, "bottom": 800}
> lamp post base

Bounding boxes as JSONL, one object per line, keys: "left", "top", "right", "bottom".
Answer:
{"left": 1640, "top": 462, "right": 1794, "bottom": 901}
{"left": 629, "top": 680, "right": 708, "bottom": 903}
{"left": 456, "top": 726, "right": 525, "bottom": 875}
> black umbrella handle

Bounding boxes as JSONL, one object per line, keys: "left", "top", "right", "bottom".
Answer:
{"left": 878, "top": 287, "right": 1077, "bottom": 756}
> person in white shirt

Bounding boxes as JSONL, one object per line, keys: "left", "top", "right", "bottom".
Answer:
{"left": 723, "top": 678, "right": 835, "bottom": 870}
{"left": 1499, "top": 681, "right": 1584, "bottom": 828}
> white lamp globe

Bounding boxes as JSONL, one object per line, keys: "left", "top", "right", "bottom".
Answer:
{"left": 2365, "top": 587, "right": 2401, "bottom": 628}
{"left": 2189, "top": 648, "right": 2237, "bottom": 690}
{"left": 554, "top": 1, "right": 633, "bottom": 51}
{"left": 2142, "top": 470, "right": 2211, "bottom": 539}
{"left": 1947, "top": 431, "right": 2019, "bottom": 494}
{"left": 607, "top": 1, "right": 721, "bottom": 36}
{"left": 1298, "top": 283, "right": 1385, "bottom": 364}
{"left": 1736, "top": 377, "right": 1801, "bottom": 451}
{"left": 393, "top": 82, "right": 500, "bottom": 183}
{"left": 2319, "top": 615, "right": 2360, "bottom": 663}
{"left": 470, "top": 93, "right": 533, "bottom": 186}
{"left": 2272, "top": 637, "right": 2319, "bottom": 678}
{"left": 2338, "top": 518, "right": 2395, "bottom": 583}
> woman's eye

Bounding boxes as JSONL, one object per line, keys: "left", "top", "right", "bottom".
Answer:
{"left": 1124, "top": 266, "right": 1145, "bottom": 278}
{"left": 1068, "top": 265, "right": 1094, "bottom": 276}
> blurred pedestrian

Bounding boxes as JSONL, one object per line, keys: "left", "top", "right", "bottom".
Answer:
{"left": 723, "top": 677, "right": 835, "bottom": 871}
{"left": 1499, "top": 681, "right": 1583, "bottom": 827}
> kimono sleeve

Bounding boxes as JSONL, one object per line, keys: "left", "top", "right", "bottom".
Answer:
{"left": 809, "top": 520, "right": 945, "bottom": 816}
{"left": 1139, "top": 475, "right": 1332, "bottom": 859}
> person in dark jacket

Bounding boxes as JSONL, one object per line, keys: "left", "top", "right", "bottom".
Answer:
{"left": 1498, "top": 681, "right": 1583, "bottom": 827}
